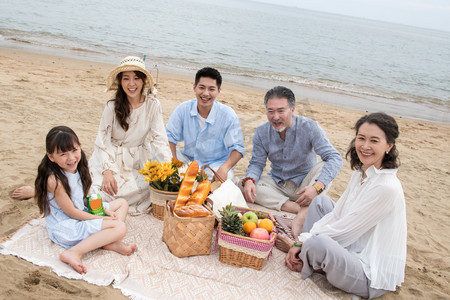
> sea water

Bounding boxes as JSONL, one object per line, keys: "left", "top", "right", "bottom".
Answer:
{"left": 1, "top": 0, "right": 449, "bottom": 123}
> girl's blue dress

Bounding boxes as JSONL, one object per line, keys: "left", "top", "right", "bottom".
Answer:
{"left": 45, "top": 171, "right": 108, "bottom": 249}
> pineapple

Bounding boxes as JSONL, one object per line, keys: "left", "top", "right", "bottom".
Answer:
{"left": 219, "top": 203, "right": 244, "bottom": 235}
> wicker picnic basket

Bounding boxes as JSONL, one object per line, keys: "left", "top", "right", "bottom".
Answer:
{"left": 216, "top": 207, "right": 277, "bottom": 270}
{"left": 149, "top": 186, "right": 178, "bottom": 220}
{"left": 162, "top": 199, "right": 216, "bottom": 258}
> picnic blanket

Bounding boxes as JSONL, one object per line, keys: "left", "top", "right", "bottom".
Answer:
{"left": 0, "top": 204, "right": 355, "bottom": 300}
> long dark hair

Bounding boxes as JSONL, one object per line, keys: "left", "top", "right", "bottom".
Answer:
{"left": 346, "top": 112, "right": 400, "bottom": 170}
{"left": 112, "top": 71, "right": 147, "bottom": 131}
{"left": 35, "top": 126, "right": 91, "bottom": 216}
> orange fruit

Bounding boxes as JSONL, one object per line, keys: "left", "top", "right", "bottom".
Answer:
{"left": 258, "top": 218, "right": 274, "bottom": 233}
{"left": 243, "top": 221, "right": 257, "bottom": 235}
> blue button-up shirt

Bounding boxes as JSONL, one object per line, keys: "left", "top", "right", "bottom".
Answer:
{"left": 166, "top": 99, "right": 245, "bottom": 168}
{"left": 245, "top": 115, "right": 342, "bottom": 186}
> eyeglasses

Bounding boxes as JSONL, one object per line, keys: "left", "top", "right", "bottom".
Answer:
{"left": 266, "top": 106, "right": 291, "bottom": 115}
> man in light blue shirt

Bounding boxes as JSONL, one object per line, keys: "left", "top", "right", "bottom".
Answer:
{"left": 241, "top": 86, "right": 342, "bottom": 238}
{"left": 166, "top": 67, "right": 245, "bottom": 181}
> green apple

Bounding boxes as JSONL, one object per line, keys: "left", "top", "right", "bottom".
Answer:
{"left": 242, "top": 211, "right": 258, "bottom": 225}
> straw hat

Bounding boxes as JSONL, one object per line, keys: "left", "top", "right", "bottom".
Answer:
{"left": 106, "top": 56, "right": 155, "bottom": 93}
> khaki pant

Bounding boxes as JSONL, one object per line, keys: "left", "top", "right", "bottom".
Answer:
{"left": 240, "top": 161, "right": 327, "bottom": 211}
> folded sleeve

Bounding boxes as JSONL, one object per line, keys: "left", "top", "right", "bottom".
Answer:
{"left": 310, "top": 183, "right": 399, "bottom": 248}
{"left": 148, "top": 98, "right": 171, "bottom": 162}
{"left": 309, "top": 121, "right": 343, "bottom": 186}
{"left": 245, "top": 128, "right": 267, "bottom": 183}
{"left": 165, "top": 105, "right": 184, "bottom": 145}
{"left": 223, "top": 114, "right": 245, "bottom": 157}
{"left": 93, "top": 102, "right": 119, "bottom": 174}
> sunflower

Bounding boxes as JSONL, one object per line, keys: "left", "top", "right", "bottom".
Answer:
{"left": 138, "top": 159, "right": 188, "bottom": 192}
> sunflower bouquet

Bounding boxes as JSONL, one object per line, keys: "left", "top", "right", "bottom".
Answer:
{"left": 138, "top": 158, "right": 186, "bottom": 192}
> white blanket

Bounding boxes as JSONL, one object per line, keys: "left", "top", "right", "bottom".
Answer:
{"left": 0, "top": 205, "right": 354, "bottom": 300}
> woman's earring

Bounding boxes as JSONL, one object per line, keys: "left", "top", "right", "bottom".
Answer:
{"left": 386, "top": 151, "right": 389, "bottom": 154}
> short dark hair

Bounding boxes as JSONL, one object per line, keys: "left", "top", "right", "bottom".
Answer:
{"left": 264, "top": 86, "right": 295, "bottom": 107}
{"left": 346, "top": 112, "right": 400, "bottom": 170}
{"left": 195, "top": 67, "right": 222, "bottom": 89}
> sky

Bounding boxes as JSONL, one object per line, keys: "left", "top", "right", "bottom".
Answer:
{"left": 255, "top": 0, "right": 450, "bottom": 32}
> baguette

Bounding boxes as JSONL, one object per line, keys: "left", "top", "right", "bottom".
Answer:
{"left": 186, "top": 179, "right": 211, "bottom": 206}
{"left": 174, "top": 161, "right": 199, "bottom": 211}
{"left": 174, "top": 204, "right": 211, "bottom": 218}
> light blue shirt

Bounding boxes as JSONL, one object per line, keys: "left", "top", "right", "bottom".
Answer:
{"left": 166, "top": 99, "right": 245, "bottom": 168}
{"left": 245, "top": 115, "right": 342, "bottom": 186}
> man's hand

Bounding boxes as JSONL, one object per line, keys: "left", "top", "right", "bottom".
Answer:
{"left": 102, "top": 170, "right": 118, "bottom": 196}
{"left": 213, "top": 165, "right": 228, "bottom": 182}
{"left": 296, "top": 181, "right": 324, "bottom": 206}
{"left": 243, "top": 180, "right": 256, "bottom": 203}
{"left": 295, "top": 186, "right": 317, "bottom": 207}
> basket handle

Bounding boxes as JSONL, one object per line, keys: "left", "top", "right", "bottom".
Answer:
{"left": 205, "top": 197, "right": 213, "bottom": 209}
{"left": 201, "top": 164, "right": 225, "bottom": 183}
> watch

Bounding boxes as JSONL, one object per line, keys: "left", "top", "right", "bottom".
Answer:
{"left": 312, "top": 182, "right": 324, "bottom": 195}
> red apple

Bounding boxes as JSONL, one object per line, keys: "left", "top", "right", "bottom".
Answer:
{"left": 249, "top": 228, "right": 270, "bottom": 240}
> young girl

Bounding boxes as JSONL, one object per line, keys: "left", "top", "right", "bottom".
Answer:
{"left": 35, "top": 126, "right": 136, "bottom": 274}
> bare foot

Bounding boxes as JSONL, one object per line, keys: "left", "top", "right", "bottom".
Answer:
{"left": 291, "top": 213, "right": 305, "bottom": 240}
{"left": 60, "top": 250, "right": 87, "bottom": 274}
{"left": 275, "top": 234, "right": 294, "bottom": 253}
{"left": 103, "top": 241, "right": 137, "bottom": 255}
{"left": 11, "top": 186, "right": 35, "bottom": 200}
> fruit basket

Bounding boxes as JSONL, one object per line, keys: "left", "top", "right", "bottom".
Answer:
{"left": 216, "top": 206, "right": 277, "bottom": 270}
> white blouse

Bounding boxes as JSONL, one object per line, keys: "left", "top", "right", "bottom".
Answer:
{"left": 299, "top": 166, "right": 407, "bottom": 291}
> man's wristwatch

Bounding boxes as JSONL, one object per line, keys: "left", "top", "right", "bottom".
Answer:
{"left": 312, "top": 182, "right": 324, "bottom": 195}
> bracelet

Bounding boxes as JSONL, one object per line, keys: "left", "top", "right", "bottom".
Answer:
{"left": 241, "top": 177, "right": 255, "bottom": 187}
{"left": 294, "top": 241, "right": 303, "bottom": 248}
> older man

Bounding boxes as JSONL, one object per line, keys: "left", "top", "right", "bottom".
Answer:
{"left": 241, "top": 86, "right": 342, "bottom": 238}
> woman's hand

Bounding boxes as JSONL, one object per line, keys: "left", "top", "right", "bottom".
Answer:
{"left": 102, "top": 170, "right": 118, "bottom": 196}
{"left": 285, "top": 245, "right": 303, "bottom": 272}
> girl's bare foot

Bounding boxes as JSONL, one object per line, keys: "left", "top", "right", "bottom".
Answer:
{"left": 60, "top": 250, "right": 87, "bottom": 274}
{"left": 275, "top": 234, "right": 295, "bottom": 253}
{"left": 103, "top": 241, "right": 137, "bottom": 255}
{"left": 11, "top": 186, "right": 35, "bottom": 200}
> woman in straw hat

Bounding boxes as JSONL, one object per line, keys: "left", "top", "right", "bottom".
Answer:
{"left": 88, "top": 56, "right": 171, "bottom": 214}
{"left": 11, "top": 56, "right": 171, "bottom": 208}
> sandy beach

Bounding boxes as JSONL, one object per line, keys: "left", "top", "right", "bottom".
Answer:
{"left": 0, "top": 48, "right": 449, "bottom": 299}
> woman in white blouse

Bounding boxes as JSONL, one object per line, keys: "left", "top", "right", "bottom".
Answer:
{"left": 88, "top": 56, "right": 171, "bottom": 214}
{"left": 284, "top": 112, "right": 406, "bottom": 299}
